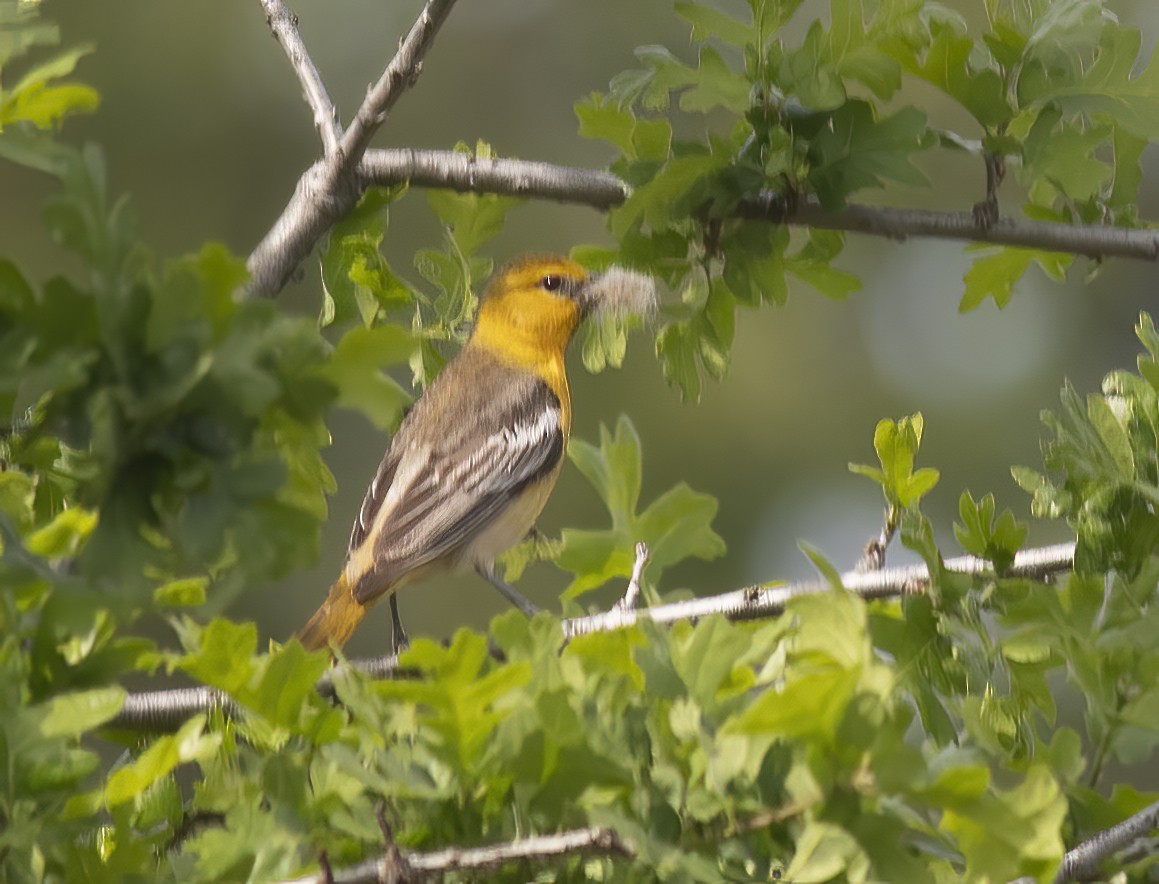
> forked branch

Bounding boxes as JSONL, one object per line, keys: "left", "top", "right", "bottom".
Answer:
{"left": 246, "top": 5, "right": 1159, "bottom": 299}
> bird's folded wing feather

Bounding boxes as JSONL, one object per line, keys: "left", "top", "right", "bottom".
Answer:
{"left": 346, "top": 362, "right": 564, "bottom": 604}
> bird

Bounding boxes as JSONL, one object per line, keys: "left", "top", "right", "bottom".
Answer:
{"left": 297, "top": 254, "right": 655, "bottom": 652}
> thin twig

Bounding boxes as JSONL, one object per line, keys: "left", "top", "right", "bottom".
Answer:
{"left": 106, "top": 541, "right": 1076, "bottom": 731}
{"left": 279, "top": 826, "right": 633, "bottom": 884}
{"left": 374, "top": 801, "right": 414, "bottom": 883}
{"left": 615, "top": 542, "right": 650, "bottom": 611}
{"left": 971, "top": 150, "right": 1005, "bottom": 228}
{"left": 561, "top": 541, "right": 1077, "bottom": 639}
{"left": 260, "top": 0, "right": 342, "bottom": 154}
{"left": 856, "top": 507, "right": 896, "bottom": 572}
{"left": 335, "top": 0, "right": 457, "bottom": 173}
{"left": 1053, "top": 799, "right": 1159, "bottom": 883}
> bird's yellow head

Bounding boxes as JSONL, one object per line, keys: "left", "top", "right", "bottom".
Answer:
{"left": 473, "top": 255, "right": 589, "bottom": 358}
{"left": 472, "top": 255, "right": 656, "bottom": 370}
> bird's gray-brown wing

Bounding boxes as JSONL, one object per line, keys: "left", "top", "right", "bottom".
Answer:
{"left": 345, "top": 354, "right": 564, "bottom": 604}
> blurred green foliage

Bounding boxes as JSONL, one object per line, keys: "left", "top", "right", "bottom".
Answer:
{"left": 3, "top": 0, "right": 1159, "bottom": 881}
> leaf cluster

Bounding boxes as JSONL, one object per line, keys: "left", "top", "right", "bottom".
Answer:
{"left": 574, "top": 0, "right": 1159, "bottom": 398}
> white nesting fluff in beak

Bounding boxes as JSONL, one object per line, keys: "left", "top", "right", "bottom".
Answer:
{"left": 580, "top": 266, "right": 657, "bottom": 320}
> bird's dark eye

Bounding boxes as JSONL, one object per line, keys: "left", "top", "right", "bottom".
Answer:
{"left": 540, "top": 274, "right": 564, "bottom": 292}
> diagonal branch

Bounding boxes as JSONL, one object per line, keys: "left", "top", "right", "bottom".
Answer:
{"left": 259, "top": 0, "right": 342, "bottom": 154}
{"left": 1053, "top": 799, "right": 1159, "bottom": 883}
{"left": 279, "top": 826, "right": 633, "bottom": 883}
{"left": 105, "top": 541, "right": 1076, "bottom": 731}
{"left": 335, "top": 0, "right": 457, "bottom": 172}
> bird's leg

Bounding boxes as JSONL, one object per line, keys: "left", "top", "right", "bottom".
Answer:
{"left": 388, "top": 594, "right": 410, "bottom": 654}
{"left": 476, "top": 564, "right": 539, "bottom": 618}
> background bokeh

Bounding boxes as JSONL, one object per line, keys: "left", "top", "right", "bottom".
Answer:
{"left": 3, "top": 0, "right": 1159, "bottom": 657}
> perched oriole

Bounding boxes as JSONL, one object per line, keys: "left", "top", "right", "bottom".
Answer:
{"left": 298, "top": 255, "right": 655, "bottom": 651}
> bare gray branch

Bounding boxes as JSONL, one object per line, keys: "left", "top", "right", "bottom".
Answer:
{"left": 361, "top": 147, "right": 629, "bottom": 207}
{"left": 279, "top": 826, "right": 633, "bottom": 883}
{"left": 1054, "top": 799, "right": 1159, "bottom": 882}
{"left": 259, "top": 0, "right": 342, "bottom": 154}
{"left": 336, "top": 0, "right": 458, "bottom": 170}
{"left": 737, "top": 195, "right": 1159, "bottom": 262}
{"left": 561, "top": 541, "right": 1076, "bottom": 638}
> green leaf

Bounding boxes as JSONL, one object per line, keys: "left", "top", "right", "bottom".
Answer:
{"left": 786, "top": 821, "right": 865, "bottom": 883}
{"left": 557, "top": 528, "right": 636, "bottom": 601}
{"left": 824, "top": 0, "right": 914, "bottom": 100}
{"left": 953, "top": 491, "right": 1028, "bottom": 572}
{"left": 775, "top": 21, "right": 847, "bottom": 111}
{"left": 153, "top": 576, "right": 208, "bottom": 608}
{"left": 786, "top": 230, "right": 861, "bottom": 300}
{"left": 104, "top": 716, "right": 220, "bottom": 807}
{"left": 321, "top": 325, "right": 414, "bottom": 430}
{"left": 611, "top": 153, "right": 725, "bottom": 237}
{"left": 178, "top": 618, "right": 257, "bottom": 696}
{"left": 901, "top": 17, "right": 1010, "bottom": 128}
{"left": 940, "top": 765, "right": 1066, "bottom": 881}
{"left": 1019, "top": 26, "right": 1159, "bottom": 141}
{"left": 655, "top": 319, "right": 703, "bottom": 402}
{"left": 580, "top": 301, "right": 648, "bottom": 375}
{"left": 1109, "top": 124, "right": 1146, "bottom": 210}
{"left": 727, "top": 663, "right": 859, "bottom": 741}
{"left": 37, "top": 686, "right": 126, "bottom": 738}
{"left": 1086, "top": 393, "right": 1133, "bottom": 477}
{"left": 850, "top": 414, "right": 939, "bottom": 509}
{"left": 575, "top": 93, "right": 636, "bottom": 156}
{"left": 798, "top": 101, "right": 930, "bottom": 208}
{"left": 23, "top": 506, "right": 96, "bottom": 558}
{"left": 1137, "top": 312, "right": 1159, "bottom": 390}
{"left": 2, "top": 82, "right": 99, "bottom": 129}
{"left": 496, "top": 530, "right": 560, "bottom": 583}
{"left": 637, "top": 482, "right": 726, "bottom": 572}
{"left": 961, "top": 245, "right": 1072, "bottom": 311}
{"left": 427, "top": 186, "right": 523, "bottom": 257}
{"left": 678, "top": 47, "right": 751, "bottom": 114}
{"left": 632, "top": 117, "right": 674, "bottom": 163}
{"left": 1019, "top": 106, "right": 1111, "bottom": 202}
{"left": 320, "top": 186, "right": 411, "bottom": 328}
{"left": 568, "top": 415, "right": 643, "bottom": 523}
{"left": 558, "top": 415, "right": 723, "bottom": 598}
{"left": 0, "top": 44, "right": 99, "bottom": 128}
{"left": 722, "top": 223, "right": 789, "bottom": 306}
{"left": 241, "top": 640, "right": 330, "bottom": 729}
{"left": 675, "top": 1, "right": 753, "bottom": 49}
{"left": 655, "top": 275, "right": 737, "bottom": 401}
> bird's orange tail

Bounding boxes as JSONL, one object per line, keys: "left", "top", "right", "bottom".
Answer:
{"left": 297, "top": 573, "right": 367, "bottom": 652}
